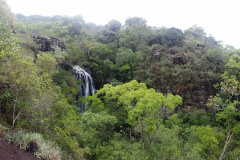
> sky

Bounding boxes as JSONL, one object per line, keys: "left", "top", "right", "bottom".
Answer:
{"left": 6, "top": 0, "right": 240, "bottom": 48}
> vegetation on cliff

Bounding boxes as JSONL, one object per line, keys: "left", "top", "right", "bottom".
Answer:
{"left": 1, "top": 0, "right": 240, "bottom": 159}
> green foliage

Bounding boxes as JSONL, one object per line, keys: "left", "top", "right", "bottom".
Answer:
{"left": 108, "top": 19, "right": 121, "bottom": 32}
{"left": 81, "top": 111, "right": 118, "bottom": 153}
{"left": 65, "top": 45, "right": 87, "bottom": 65}
{"left": 46, "top": 99, "right": 90, "bottom": 159}
{"left": 116, "top": 47, "right": 134, "bottom": 82}
{"left": 149, "top": 125, "right": 183, "bottom": 160}
{"left": 83, "top": 80, "right": 182, "bottom": 159}
{"left": 14, "top": 13, "right": 228, "bottom": 110}
{"left": 184, "top": 25, "right": 206, "bottom": 39}
{"left": 223, "top": 54, "right": 240, "bottom": 80}
{"left": 125, "top": 17, "right": 147, "bottom": 27}
{"left": 0, "top": 0, "right": 15, "bottom": 28}
{"left": 192, "top": 126, "right": 219, "bottom": 158}
{"left": 163, "top": 27, "right": 184, "bottom": 47}
{"left": 97, "top": 136, "right": 148, "bottom": 160}
{"left": 52, "top": 46, "right": 68, "bottom": 63}
{"left": 36, "top": 53, "right": 58, "bottom": 77}
{"left": 0, "top": 11, "right": 89, "bottom": 159}
{"left": 53, "top": 69, "right": 79, "bottom": 104}
{"left": 206, "top": 54, "right": 240, "bottom": 160}
{"left": 176, "top": 109, "right": 216, "bottom": 128}
{"left": 2, "top": 6, "right": 239, "bottom": 159}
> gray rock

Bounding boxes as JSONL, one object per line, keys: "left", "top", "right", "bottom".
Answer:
{"left": 32, "top": 36, "right": 65, "bottom": 52}
{"left": 153, "top": 51, "right": 161, "bottom": 61}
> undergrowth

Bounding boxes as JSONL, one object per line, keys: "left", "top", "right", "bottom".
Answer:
{"left": 0, "top": 123, "right": 62, "bottom": 160}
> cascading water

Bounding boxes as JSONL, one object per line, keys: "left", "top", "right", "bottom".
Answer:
{"left": 73, "top": 65, "right": 96, "bottom": 113}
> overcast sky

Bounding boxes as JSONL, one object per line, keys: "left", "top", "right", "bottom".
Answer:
{"left": 7, "top": 0, "right": 240, "bottom": 48}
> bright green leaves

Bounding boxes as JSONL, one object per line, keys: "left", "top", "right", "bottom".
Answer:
{"left": 119, "top": 64, "right": 130, "bottom": 71}
{"left": 225, "top": 54, "right": 240, "bottom": 70}
{"left": 96, "top": 80, "right": 147, "bottom": 106}
{"left": 91, "top": 80, "right": 182, "bottom": 135}
{"left": 222, "top": 54, "right": 240, "bottom": 82}
{"left": 0, "top": 49, "right": 14, "bottom": 58}
{"left": 84, "top": 80, "right": 182, "bottom": 158}
{"left": 216, "top": 108, "right": 240, "bottom": 128}
{"left": 206, "top": 54, "right": 240, "bottom": 159}
{"left": 126, "top": 89, "right": 182, "bottom": 134}
{"left": 208, "top": 54, "right": 240, "bottom": 112}
{"left": 0, "top": 17, "right": 19, "bottom": 56}
{"left": 165, "top": 93, "right": 182, "bottom": 110}
{"left": 0, "top": 12, "right": 92, "bottom": 159}
{"left": 188, "top": 126, "right": 219, "bottom": 159}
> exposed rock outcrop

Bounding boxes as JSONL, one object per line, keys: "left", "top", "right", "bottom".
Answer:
{"left": 51, "top": 37, "right": 66, "bottom": 50}
{"left": 152, "top": 45, "right": 162, "bottom": 61}
{"left": 151, "top": 44, "right": 217, "bottom": 108}
{"left": 172, "top": 54, "right": 187, "bottom": 65}
{"left": 32, "top": 36, "right": 65, "bottom": 52}
{"left": 32, "top": 36, "right": 52, "bottom": 51}
{"left": 168, "top": 48, "right": 177, "bottom": 55}
{"left": 153, "top": 52, "right": 161, "bottom": 61}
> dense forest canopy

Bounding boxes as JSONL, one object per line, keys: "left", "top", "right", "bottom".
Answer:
{"left": 1, "top": 1, "right": 240, "bottom": 159}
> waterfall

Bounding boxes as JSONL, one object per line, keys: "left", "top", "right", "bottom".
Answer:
{"left": 73, "top": 65, "right": 96, "bottom": 112}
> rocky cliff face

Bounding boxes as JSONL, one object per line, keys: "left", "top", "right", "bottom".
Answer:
{"left": 180, "top": 82, "right": 216, "bottom": 108}
{"left": 51, "top": 37, "right": 66, "bottom": 50}
{"left": 32, "top": 36, "right": 66, "bottom": 51}
{"left": 152, "top": 44, "right": 217, "bottom": 108}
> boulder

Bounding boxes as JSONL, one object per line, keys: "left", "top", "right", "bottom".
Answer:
{"left": 173, "top": 54, "right": 187, "bottom": 65}
{"left": 153, "top": 52, "right": 161, "bottom": 61}
{"left": 168, "top": 48, "right": 177, "bottom": 55}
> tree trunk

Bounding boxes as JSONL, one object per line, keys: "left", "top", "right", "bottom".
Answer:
{"left": 219, "top": 131, "right": 233, "bottom": 160}
{"left": 130, "top": 129, "right": 131, "bottom": 139}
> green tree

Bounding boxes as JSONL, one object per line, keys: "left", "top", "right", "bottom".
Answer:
{"left": 207, "top": 54, "right": 240, "bottom": 160}
{"left": 188, "top": 126, "right": 219, "bottom": 159}
{"left": 89, "top": 80, "right": 182, "bottom": 146}
{"left": 120, "top": 17, "right": 149, "bottom": 52}
{"left": 108, "top": 19, "right": 121, "bottom": 32}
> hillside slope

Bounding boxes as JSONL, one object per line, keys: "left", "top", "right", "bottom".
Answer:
{"left": 0, "top": 135, "right": 41, "bottom": 160}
